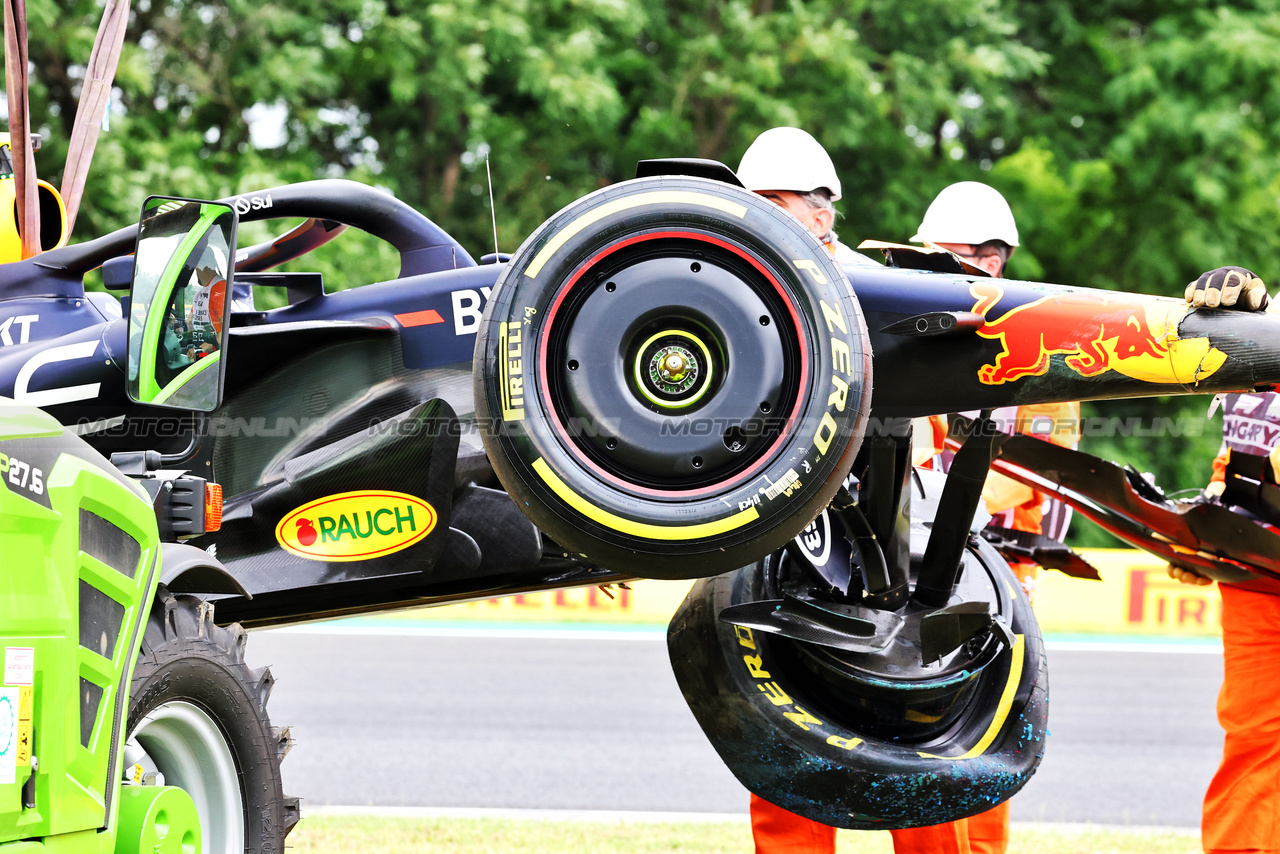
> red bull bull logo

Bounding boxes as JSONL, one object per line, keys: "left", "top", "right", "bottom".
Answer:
{"left": 971, "top": 282, "right": 1228, "bottom": 387}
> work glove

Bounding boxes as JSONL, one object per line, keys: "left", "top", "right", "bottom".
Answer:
{"left": 1185, "top": 266, "right": 1270, "bottom": 311}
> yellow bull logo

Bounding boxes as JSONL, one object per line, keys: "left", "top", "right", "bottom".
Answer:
{"left": 971, "top": 281, "right": 1228, "bottom": 386}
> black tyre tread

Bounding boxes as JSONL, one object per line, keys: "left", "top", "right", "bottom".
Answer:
{"left": 128, "top": 586, "right": 297, "bottom": 853}
{"left": 282, "top": 795, "right": 302, "bottom": 835}
{"left": 270, "top": 725, "right": 294, "bottom": 761}
{"left": 250, "top": 665, "right": 276, "bottom": 709}
{"left": 668, "top": 554, "right": 1047, "bottom": 830}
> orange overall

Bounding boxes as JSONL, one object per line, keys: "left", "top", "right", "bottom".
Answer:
{"left": 1200, "top": 392, "right": 1280, "bottom": 854}
{"left": 750, "top": 795, "right": 837, "bottom": 854}
{"left": 749, "top": 792, "right": 1012, "bottom": 854}
{"left": 1202, "top": 583, "right": 1280, "bottom": 854}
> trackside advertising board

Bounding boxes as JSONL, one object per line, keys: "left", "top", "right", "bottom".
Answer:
{"left": 376, "top": 549, "right": 1226, "bottom": 637}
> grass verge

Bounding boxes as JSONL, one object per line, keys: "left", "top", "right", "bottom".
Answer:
{"left": 287, "top": 814, "right": 1200, "bottom": 853}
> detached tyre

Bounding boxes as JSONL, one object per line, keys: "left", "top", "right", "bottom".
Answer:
{"left": 668, "top": 542, "right": 1047, "bottom": 829}
{"left": 475, "top": 176, "right": 872, "bottom": 578}
{"left": 126, "top": 588, "right": 298, "bottom": 854}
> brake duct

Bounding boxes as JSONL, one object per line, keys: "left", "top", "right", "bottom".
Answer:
{"left": 718, "top": 415, "right": 1016, "bottom": 676}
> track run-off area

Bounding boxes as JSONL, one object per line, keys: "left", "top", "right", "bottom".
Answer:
{"left": 247, "top": 615, "right": 1222, "bottom": 832}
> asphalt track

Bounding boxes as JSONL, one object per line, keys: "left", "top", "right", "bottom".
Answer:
{"left": 246, "top": 624, "right": 1223, "bottom": 829}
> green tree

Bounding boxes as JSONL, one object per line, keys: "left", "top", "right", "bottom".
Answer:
{"left": 991, "top": 3, "right": 1280, "bottom": 292}
{"left": 3, "top": 0, "right": 1267, "bottom": 514}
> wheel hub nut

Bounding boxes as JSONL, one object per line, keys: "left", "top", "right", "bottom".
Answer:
{"left": 662, "top": 353, "right": 689, "bottom": 381}
{"left": 632, "top": 330, "right": 715, "bottom": 410}
{"left": 647, "top": 344, "right": 699, "bottom": 397}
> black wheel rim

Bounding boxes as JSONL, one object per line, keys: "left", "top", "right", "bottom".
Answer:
{"left": 539, "top": 232, "right": 806, "bottom": 494}
{"left": 762, "top": 550, "right": 1011, "bottom": 744}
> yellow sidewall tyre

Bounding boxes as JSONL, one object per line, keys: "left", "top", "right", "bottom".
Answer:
{"left": 667, "top": 543, "right": 1048, "bottom": 829}
{"left": 474, "top": 176, "right": 872, "bottom": 578}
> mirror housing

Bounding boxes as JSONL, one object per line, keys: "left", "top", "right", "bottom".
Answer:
{"left": 101, "top": 255, "right": 134, "bottom": 291}
{"left": 0, "top": 134, "right": 68, "bottom": 263}
{"left": 126, "top": 196, "right": 238, "bottom": 412}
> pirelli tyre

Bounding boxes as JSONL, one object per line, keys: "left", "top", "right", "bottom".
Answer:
{"left": 126, "top": 588, "right": 298, "bottom": 854}
{"left": 668, "top": 543, "right": 1047, "bottom": 830}
{"left": 474, "top": 176, "right": 872, "bottom": 578}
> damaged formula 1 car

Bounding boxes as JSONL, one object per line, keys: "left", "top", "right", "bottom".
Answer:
{"left": 4, "top": 158, "right": 1280, "bottom": 846}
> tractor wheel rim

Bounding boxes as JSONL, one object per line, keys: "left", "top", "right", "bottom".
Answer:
{"left": 131, "top": 701, "right": 244, "bottom": 854}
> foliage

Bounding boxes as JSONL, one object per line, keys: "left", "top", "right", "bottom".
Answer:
{"left": 1069, "top": 395, "right": 1222, "bottom": 549}
{"left": 3, "top": 0, "right": 1060, "bottom": 262}
{"left": 12, "top": 0, "right": 1280, "bottom": 282}
{"left": 3, "top": 0, "right": 1272, "bottom": 501}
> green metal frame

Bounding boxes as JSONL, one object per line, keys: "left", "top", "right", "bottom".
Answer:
{"left": 0, "top": 403, "right": 162, "bottom": 852}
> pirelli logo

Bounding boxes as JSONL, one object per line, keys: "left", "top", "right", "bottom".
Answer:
{"left": 735, "top": 625, "right": 862, "bottom": 750}
{"left": 499, "top": 322, "right": 525, "bottom": 421}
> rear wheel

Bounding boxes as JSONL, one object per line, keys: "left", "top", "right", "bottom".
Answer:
{"left": 125, "top": 588, "right": 297, "bottom": 854}
{"left": 474, "top": 176, "right": 872, "bottom": 578}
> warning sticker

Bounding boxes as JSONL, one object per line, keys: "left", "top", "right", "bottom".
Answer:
{"left": 4, "top": 648, "right": 33, "bottom": 686}
{"left": 0, "top": 687, "right": 16, "bottom": 785}
{"left": 15, "top": 686, "right": 31, "bottom": 768}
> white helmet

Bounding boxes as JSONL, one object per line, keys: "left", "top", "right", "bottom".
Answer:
{"left": 737, "top": 127, "right": 842, "bottom": 201}
{"left": 912, "top": 181, "right": 1019, "bottom": 247}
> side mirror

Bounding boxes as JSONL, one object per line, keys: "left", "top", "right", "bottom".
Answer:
{"left": 126, "top": 196, "right": 238, "bottom": 411}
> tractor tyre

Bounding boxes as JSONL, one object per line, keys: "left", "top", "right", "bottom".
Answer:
{"left": 126, "top": 587, "right": 298, "bottom": 854}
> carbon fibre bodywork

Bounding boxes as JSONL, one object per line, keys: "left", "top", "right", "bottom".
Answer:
{"left": 0, "top": 181, "right": 608, "bottom": 627}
